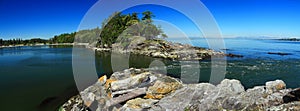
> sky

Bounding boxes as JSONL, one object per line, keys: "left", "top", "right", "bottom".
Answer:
{"left": 0, "top": 0, "right": 98, "bottom": 39}
{"left": 0, "top": 0, "right": 300, "bottom": 39}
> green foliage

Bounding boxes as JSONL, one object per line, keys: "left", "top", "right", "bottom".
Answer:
{"left": 98, "top": 11, "right": 167, "bottom": 47}
{"left": 50, "top": 27, "right": 101, "bottom": 44}
{"left": 99, "top": 12, "right": 129, "bottom": 47}
{"left": 73, "top": 27, "right": 101, "bottom": 43}
{"left": 24, "top": 38, "right": 48, "bottom": 45}
{"left": 142, "top": 10, "right": 155, "bottom": 24}
{"left": 0, "top": 38, "right": 47, "bottom": 46}
{"left": 0, "top": 39, "right": 3, "bottom": 45}
{"left": 184, "top": 106, "right": 190, "bottom": 111}
{"left": 50, "top": 32, "right": 76, "bottom": 43}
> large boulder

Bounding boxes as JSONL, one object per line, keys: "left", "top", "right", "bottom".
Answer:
{"left": 196, "top": 79, "right": 245, "bottom": 110}
{"left": 110, "top": 72, "right": 152, "bottom": 91}
{"left": 157, "top": 83, "right": 216, "bottom": 111}
{"left": 120, "top": 98, "right": 159, "bottom": 110}
{"left": 217, "top": 79, "right": 245, "bottom": 94}
{"left": 266, "top": 80, "right": 286, "bottom": 94}
{"left": 145, "top": 80, "right": 181, "bottom": 99}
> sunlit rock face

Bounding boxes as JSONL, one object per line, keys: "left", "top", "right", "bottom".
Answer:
{"left": 60, "top": 68, "right": 300, "bottom": 111}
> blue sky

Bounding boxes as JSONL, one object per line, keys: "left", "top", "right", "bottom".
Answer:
{"left": 202, "top": 0, "right": 300, "bottom": 38}
{"left": 0, "top": 0, "right": 98, "bottom": 39}
{"left": 0, "top": 0, "right": 299, "bottom": 39}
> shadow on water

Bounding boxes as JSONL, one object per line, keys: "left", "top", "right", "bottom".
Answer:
{"left": 37, "top": 85, "right": 78, "bottom": 111}
{"left": 94, "top": 51, "right": 213, "bottom": 84}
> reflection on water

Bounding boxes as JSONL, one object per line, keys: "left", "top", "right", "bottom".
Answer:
{"left": 0, "top": 46, "right": 25, "bottom": 55}
{"left": 0, "top": 39, "right": 300, "bottom": 111}
{"left": 0, "top": 45, "right": 77, "bottom": 111}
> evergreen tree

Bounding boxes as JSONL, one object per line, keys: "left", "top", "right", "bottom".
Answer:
{"left": 98, "top": 11, "right": 166, "bottom": 47}
{"left": 142, "top": 11, "right": 154, "bottom": 24}
{"left": 0, "top": 39, "right": 3, "bottom": 46}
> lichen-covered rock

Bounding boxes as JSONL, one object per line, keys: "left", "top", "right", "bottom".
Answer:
{"left": 110, "top": 68, "right": 147, "bottom": 80}
{"left": 60, "top": 95, "right": 89, "bottom": 111}
{"left": 60, "top": 68, "right": 300, "bottom": 111}
{"left": 145, "top": 79, "right": 182, "bottom": 99}
{"left": 121, "top": 98, "right": 159, "bottom": 110}
{"left": 266, "top": 80, "right": 286, "bottom": 94}
{"left": 98, "top": 75, "right": 107, "bottom": 84}
{"left": 110, "top": 72, "right": 151, "bottom": 91}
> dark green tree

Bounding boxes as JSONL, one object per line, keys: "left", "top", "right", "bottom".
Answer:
{"left": 97, "top": 11, "right": 167, "bottom": 47}
{"left": 142, "top": 11, "right": 155, "bottom": 24}
{"left": 131, "top": 13, "right": 139, "bottom": 21}
{"left": 0, "top": 39, "right": 3, "bottom": 46}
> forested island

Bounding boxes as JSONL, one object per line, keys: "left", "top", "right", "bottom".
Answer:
{"left": 0, "top": 38, "right": 48, "bottom": 46}
{"left": 0, "top": 11, "right": 165, "bottom": 47}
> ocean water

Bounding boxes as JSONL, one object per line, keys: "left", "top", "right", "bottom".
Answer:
{"left": 168, "top": 38, "right": 300, "bottom": 88}
{"left": 0, "top": 38, "right": 300, "bottom": 110}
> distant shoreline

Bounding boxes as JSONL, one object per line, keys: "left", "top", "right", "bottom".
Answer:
{"left": 274, "top": 38, "right": 300, "bottom": 41}
{"left": 0, "top": 43, "right": 77, "bottom": 49}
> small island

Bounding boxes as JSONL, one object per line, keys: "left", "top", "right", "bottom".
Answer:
{"left": 276, "top": 38, "right": 300, "bottom": 41}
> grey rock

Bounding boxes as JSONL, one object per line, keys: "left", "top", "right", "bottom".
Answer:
{"left": 158, "top": 83, "right": 216, "bottom": 111}
{"left": 267, "top": 101, "right": 300, "bottom": 111}
{"left": 110, "top": 72, "right": 152, "bottom": 91}
{"left": 60, "top": 68, "right": 300, "bottom": 111}
{"left": 266, "top": 80, "right": 286, "bottom": 94}
{"left": 216, "top": 79, "right": 245, "bottom": 94}
{"left": 120, "top": 98, "right": 159, "bottom": 111}
{"left": 60, "top": 95, "right": 89, "bottom": 111}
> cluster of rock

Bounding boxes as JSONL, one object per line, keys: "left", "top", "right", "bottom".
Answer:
{"left": 94, "top": 39, "right": 225, "bottom": 60}
{"left": 277, "top": 38, "right": 300, "bottom": 42}
{"left": 267, "top": 52, "right": 292, "bottom": 56}
{"left": 60, "top": 68, "right": 300, "bottom": 111}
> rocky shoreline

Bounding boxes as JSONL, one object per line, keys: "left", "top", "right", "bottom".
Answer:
{"left": 91, "top": 39, "right": 226, "bottom": 61}
{"left": 60, "top": 68, "right": 300, "bottom": 111}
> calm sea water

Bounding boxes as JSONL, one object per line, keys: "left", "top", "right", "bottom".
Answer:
{"left": 0, "top": 38, "right": 300, "bottom": 110}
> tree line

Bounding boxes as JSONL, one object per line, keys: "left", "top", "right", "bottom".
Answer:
{"left": 0, "top": 38, "right": 48, "bottom": 46}
{"left": 0, "top": 11, "right": 166, "bottom": 46}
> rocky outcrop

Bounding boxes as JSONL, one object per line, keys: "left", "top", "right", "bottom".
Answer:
{"left": 59, "top": 95, "right": 90, "bottom": 111}
{"left": 61, "top": 68, "right": 300, "bottom": 111}
{"left": 283, "top": 88, "right": 300, "bottom": 103}
{"left": 267, "top": 52, "right": 292, "bottom": 56}
{"left": 267, "top": 102, "right": 300, "bottom": 110}
{"left": 277, "top": 38, "right": 300, "bottom": 41}
{"left": 227, "top": 53, "right": 244, "bottom": 58}
{"left": 94, "top": 39, "right": 225, "bottom": 61}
